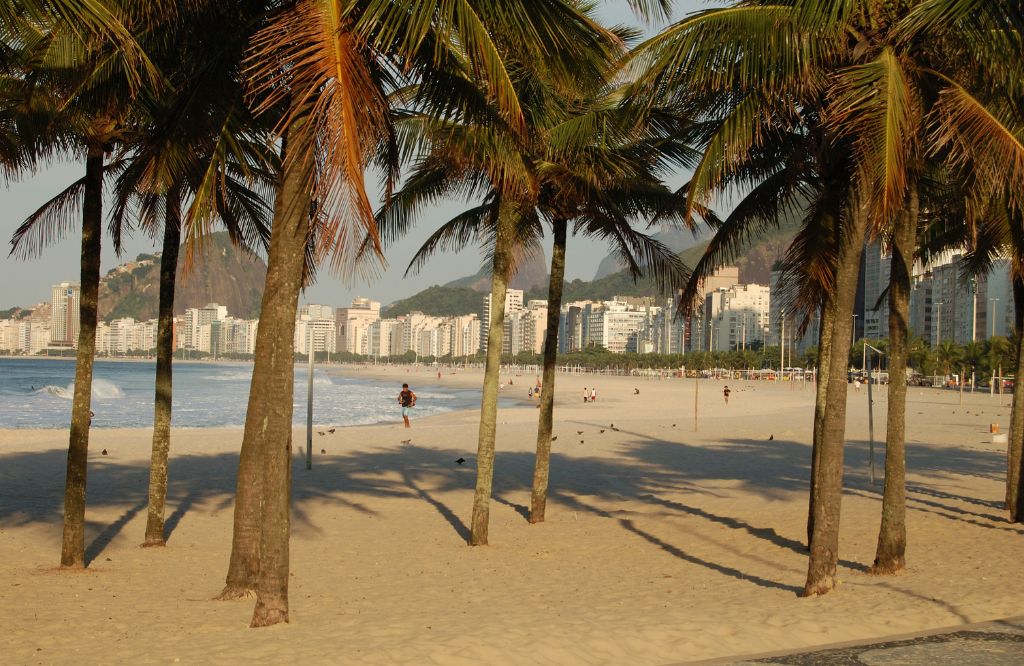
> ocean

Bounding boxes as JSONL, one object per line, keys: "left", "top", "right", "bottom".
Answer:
{"left": 0, "top": 358, "right": 472, "bottom": 429}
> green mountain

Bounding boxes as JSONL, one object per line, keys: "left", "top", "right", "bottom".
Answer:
{"left": 382, "top": 285, "right": 484, "bottom": 318}
{"left": 98, "top": 232, "right": 266, "bottom": 321}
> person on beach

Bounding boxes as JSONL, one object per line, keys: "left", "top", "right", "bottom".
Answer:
{"left": 583, "top": 387, "right": 588, "bottom": 404}
{"left": 590, "top": 387, "right": 596, "bottom": 402}
{"left": 723, "top": 385, "right": 731, "bottom": 404}
{"left": 398, "top": 383, "right": 417, "bottom": 428}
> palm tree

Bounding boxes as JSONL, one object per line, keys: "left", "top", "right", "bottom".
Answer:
{"left": 4, "top": 0, "right": 167, "bottom": 569}
{"left": 109, "top": 0, "right": 276, "bottom": 548}
{"left": 218, "top": 0, "right": 623, "bottom": 624}
{"left": 935, "top": 340, "right": 962, "bottom": 378}
{"left": 633, "top": 0, "right": 1024, "bottom": 589}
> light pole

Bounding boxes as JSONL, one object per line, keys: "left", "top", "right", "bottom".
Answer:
{"left": 864, "top": 343, "right": 885, "bottom": 485}
{"left": 852, "top": 313, "right": 859, "bottom": 373}
{"left": 990, "top": 298, "right": 1000, "bottom": 338}
{"left": 935, "top": 301, "right": 944, "bottom": 345}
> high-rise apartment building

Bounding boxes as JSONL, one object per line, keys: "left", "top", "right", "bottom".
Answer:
{"left": 50, "top": 282, "right": 80, "bottom": 347}
{"left": 335, "top": 298, "right": 381, "bottom": 355}
{"left": 480, "top": 288, "right": 524, "bottom": 351}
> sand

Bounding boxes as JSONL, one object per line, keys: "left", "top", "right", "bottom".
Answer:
{"left": 2, "top": 367, "right": 1022, "bottom": 665}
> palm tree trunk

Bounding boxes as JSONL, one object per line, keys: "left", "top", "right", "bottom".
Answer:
{"left": 1007, "top": 277, "right": 1024, "bottom": 518}
{"left": 807, "top": 299, "right": 835, "bottom": 547}
{"left": 803, "top": 209, "right": 867, "bottom": 596}
{"left": 247, "top": 124, "right": 312, "bottom": 627}
{"left": 60, "top": 142, "right": 104, "bottom": 568}
{"left": 470, "top": 206, "right": 513, "bottom": 546}
{"left": 143, "top": 189, "right": 182, "bottom": 547}
{"left": 218, "top": 126, "right": 309, "bottom": 620}
{"left": 530, "top": 217, "right": 567, "bottom": 523}
{"left": 871, "top": 185, "right": 917, "bottom": 572}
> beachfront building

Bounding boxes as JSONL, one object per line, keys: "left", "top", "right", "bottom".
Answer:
{"left": 649, "top": 297, "right": 686, "bottom": 354}
{"left": 582, "top": 298, "right": 661, "bottom": 353}
{"left": 94, "top": 317, "right": 160, "bottom": 355}
{"left": 335, "top": 298, "right": 381, "bottom": 355}
{"left": 50, "top": 282, "right": 80, "bottom": 348}
{"left": 506, "top": 299, "right": 548, "bottom": 354}
{"left": 295, "top": 305, "right": 337, "bottom": 356}
{"left": 447, "top": 314, "right": 481, "bottom": 357}
{"left": 558, "top": 301, "right": 592, "bottom": 353}
{"left": 682, "top": 266, "right": 741, "bottom": 352}
{"left": 0, "top": 319, "right": 49, "bottom": 354}
{"left": 367, "top": 318, "right": 402, "bottom": 358}
{"left": 480, "top": 288, "right": 524, "bottom": 352}
{"left": 767, "top": 269, "right": 819, "bottom": 354}
{"left": 180, "top": 303, "right": 228, "bottom": 352}
{"left": 703, "top": 284, "right": 770, "bottom": 352}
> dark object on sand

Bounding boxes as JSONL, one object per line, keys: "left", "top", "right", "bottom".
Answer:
{"left": 456, "top": 457, "right": 466, "bottom": 465}
{"left": 769, "top": 434, "right": 774, "bottom": 440}
{"left": 320, "top": 448, "right": 326, "bottom": 454}
{"left": 101, "top": 449, "right": 108, "bottom": 455}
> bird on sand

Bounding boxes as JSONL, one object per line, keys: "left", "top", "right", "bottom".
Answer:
{"left": 769, "top": 434, "right": 774, "bottom": 441}
{"left": 317, "top": 431, "right": 325, "bottom": 436}
{"left": 328, "top": 428, "right": 336, "bottom": 434}
{"left": 401, "top": 439, "right": 412, "bottom": 444}
{"left": 671, "top": 423, "right": 676, "bottom": 428}
{"left": 577, "top": 430, "right": 584, "bottom": 435}
{"left": 320, "top": 448, "right": 326, "bottom": 454}
{"left": 579, "top": 440, "right": 584, "bottom": 444}
{"left": 455, "top": 457, "right": 466, "bottom": 465}
{"left": 600, "top": 429, "right": 606, "bottom": 434}
{"left": 101, "top": 449, "right": 108, "bottom": 456}
{"left": 551, "top": 436, "right": 558, "bottom": 442}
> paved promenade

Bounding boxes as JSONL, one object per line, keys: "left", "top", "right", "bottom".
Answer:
{"left": 681, "top": 617, "right": 1024, "bottom": 665}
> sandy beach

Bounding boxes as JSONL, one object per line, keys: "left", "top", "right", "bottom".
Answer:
{"left": 2, "top": 368, "right": 1022, "bottom": 664}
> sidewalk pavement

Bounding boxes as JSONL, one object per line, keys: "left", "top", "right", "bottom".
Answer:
{"left": 674, "top": 616, "right": 1024, "bottom": 665}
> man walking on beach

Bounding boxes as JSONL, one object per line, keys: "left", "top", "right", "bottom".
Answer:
{"left": 583, "top": 387, "right": 589, "bottom": 404}
{"left": 398, "top": 383, "right": 417, "bottom": 428}
{"left": 723, "top": 385, "right": 731, "bottom": 405}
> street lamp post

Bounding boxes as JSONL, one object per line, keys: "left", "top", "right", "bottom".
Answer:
{"left": 990, "top": 298, "right": 1000, "bottom": 338}
{"left": 935, "top": 301, "right": 944, "bottom": 345}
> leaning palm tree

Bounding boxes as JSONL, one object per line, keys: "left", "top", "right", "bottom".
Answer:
{"left": 219, "top": 0, "right": 621, "bottom": 625}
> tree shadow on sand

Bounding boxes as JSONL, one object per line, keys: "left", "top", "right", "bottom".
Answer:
{"left": 0, "top": 428, "right": 1012, "bottom": 597}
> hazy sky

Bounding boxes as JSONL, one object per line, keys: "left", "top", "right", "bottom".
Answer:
{"left": 0, "top": 1, "right": 721, "bottom": 311}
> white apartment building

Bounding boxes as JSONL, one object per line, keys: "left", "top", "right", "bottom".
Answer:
{"left": 335, "top": 298, "right": 381, "bottom": 355}
{"left": 295, "top": 306, "right": 337, "bottom": 357}
{"left": 583, "top": 299, "right": 661, "bottom": 353}
{"left": 506, "top": 299, "right": 548, "bottom": 354}
{"left": 447, "top": 314, "right": 481, "bottom": 357}
{"left": 367, "top": 318, "right": 402, "bottom": 358}
{"left": 94, "top": 318, "right": 159, "bottom": 355}
{"left": 480, "top": 288, "right": 524, "bottom": 351}
{"left": 50, "top": 282, "right": 80, "bottom": 347}
{"left": 704, "top": 284, "right": 770, "bottom": 352}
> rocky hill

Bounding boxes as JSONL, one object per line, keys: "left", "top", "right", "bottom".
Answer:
{"left": 98, "top": 232, "right": 266, "bottom": 321}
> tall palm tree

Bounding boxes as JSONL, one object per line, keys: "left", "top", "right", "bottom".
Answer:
{"left": 109, "top": 0, "right": 276, "bottom": 548}
{"left": 5, "top": 0, "right": 168, "bottom": 569}
{"left": 219, "top": 0, "right": 622, "bottom": 625}
{"left": 376, "top": 30, "right": 694, "bottom": 540}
